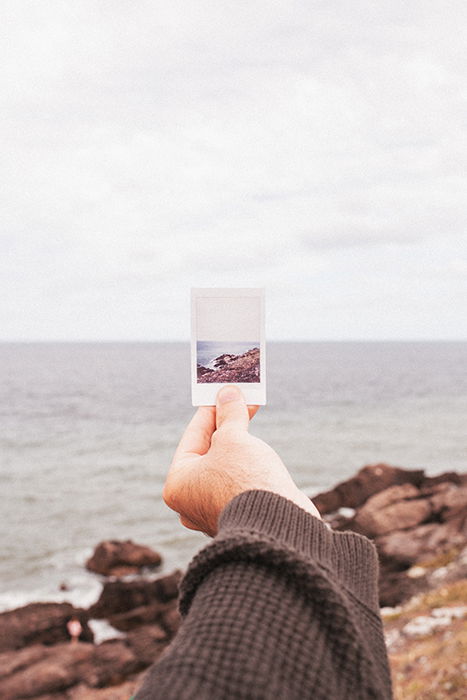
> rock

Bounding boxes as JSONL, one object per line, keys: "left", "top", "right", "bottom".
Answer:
{"left": 350, "top": 484, "right": 432, "bottom": 538}
{"left": 374, "top": 483, "right": 467, "bottom": 572}
{"left": 68, "top": 678, "right": 142, "bottom": 699}
{"left": 422, "top": 471, "right": 467, "bottom": 488}
{"left": 0, "top": 641, "right": 140, "bottom": 699}
{"left": 86, "top": 540, "right": 162, "bottom": 577}
{"left": 313, "top": 464, "right": 425, "bottom": 515}
{"left": 0, "top": 644, "right": 50, "bottom": 679}
{"left": 106, "top": 600, "right": 177, "bottom": 633}
{"left": 342, "top": 471, "right": 466, "bottom": 607}
{"left": 430, "top": 484, "right": 467, "bottom": 522}
{"left": 0, "top": 642, "right": 94, "bottom": 698}
{"left": 402, "top": 608, "right": 467, "bottom": 637}
{"left": 79, "top": 640, "right": 140, "bottom": 687}
{"left": 377, "top": 523, "right": 448, "bottom": 569}
{"left": 126, "top": 624, "right": 168, "bottom": 666}
{"left": 87, "top": 571, "right": 181, "bottom": 642}
{"left": 378, "top": 571, "right": 429, "bottom": 608}
{"left": 0, "top": 603, "right": 93, "bottom": 653}
{"left": 197, "top": 347, "right": 260, "bottom": 384}
{"left": 160, "top": 605, "right": 181, "bottom": 638}
{"left": 197, "top": 364, "right": 213, "bottom": 379}
{"left": 88, "top": 571, "right": 181, "bottom": 620}
{"left": 319, "top": 466, "right": 467, "bottom": 607}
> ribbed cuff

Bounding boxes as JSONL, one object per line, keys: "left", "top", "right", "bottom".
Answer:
{"left": 217, "top": 490, "right": 379, "bottom": 610}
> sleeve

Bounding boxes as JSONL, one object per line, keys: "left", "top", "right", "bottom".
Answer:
{"left": 134, "top": 490, "right": 392, "bottom": 700}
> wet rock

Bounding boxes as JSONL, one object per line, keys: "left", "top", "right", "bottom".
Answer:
{"left": 313, "top": 463, "right": 425, "bottom": 515}
{"left": 0, "top": 603, "right": 93, "bottom": 653}
{"left": 86, "top": 540, "right": 162, "bottom": 577}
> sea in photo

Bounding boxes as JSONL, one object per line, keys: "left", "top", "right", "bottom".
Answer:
{"left": 197, "top": 340, "right": 260, "bottom": 383}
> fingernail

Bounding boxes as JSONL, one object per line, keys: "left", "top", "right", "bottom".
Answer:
{"left": 217, "top": 386, "right": 241, "bottom": 404}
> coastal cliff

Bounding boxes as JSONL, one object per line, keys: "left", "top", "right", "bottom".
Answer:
{"left": 197, "top": 347, "right": 260, "bottom": 383}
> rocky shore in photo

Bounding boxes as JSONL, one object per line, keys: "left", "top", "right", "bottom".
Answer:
{"left": 197, "top": 347, "right": 260, "bottom": 383}
{"left": 1, "top": 465, "right": 465, "bottom": 699}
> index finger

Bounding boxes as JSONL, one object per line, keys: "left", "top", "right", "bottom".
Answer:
{"left": 173, "top": 406, "right": 216, "bottom": 460}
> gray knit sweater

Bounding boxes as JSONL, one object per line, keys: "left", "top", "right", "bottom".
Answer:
{"left": 135, "top": 490, "right": 392, "bottom": 699}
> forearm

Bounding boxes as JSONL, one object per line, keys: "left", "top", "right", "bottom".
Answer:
{"left": 135, "top": 490, "right": 392, "bottom": 700}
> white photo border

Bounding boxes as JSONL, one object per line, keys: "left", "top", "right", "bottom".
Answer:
{"left": 191, "top": 288, "right": 266, "bottom": 406}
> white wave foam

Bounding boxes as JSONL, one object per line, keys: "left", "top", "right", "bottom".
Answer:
{"left": 88, "top": 619, "right": 125, "bottom": 644}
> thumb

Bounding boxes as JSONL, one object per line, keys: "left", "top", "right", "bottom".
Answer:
{"left": 216, "top": 385, "right": 249, "bottom": 431}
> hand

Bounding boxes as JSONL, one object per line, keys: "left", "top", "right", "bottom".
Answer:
{"left": 163, "top": 385, "right": 321, "bottom": 536}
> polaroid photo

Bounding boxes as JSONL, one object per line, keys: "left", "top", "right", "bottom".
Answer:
{"left": 191, "top": 288, "right": 266, "bottom": 406}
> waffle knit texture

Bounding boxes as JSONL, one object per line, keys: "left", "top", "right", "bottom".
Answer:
{"left": 135, "top": 490, "right": 392, "bottom": 699}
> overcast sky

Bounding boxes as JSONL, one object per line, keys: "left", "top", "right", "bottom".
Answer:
{"left": 1, "top": 0, "right": 466, "bottom": 340}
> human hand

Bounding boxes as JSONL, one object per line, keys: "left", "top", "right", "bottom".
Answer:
{"left": 163, "top": 385, "right": 321, "bottom": 536}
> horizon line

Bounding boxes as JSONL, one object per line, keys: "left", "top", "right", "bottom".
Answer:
{"left": 1, "top": 338, "right": 466, "bottom": 344}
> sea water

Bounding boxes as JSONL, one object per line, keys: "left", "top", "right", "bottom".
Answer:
{"left": 197, "top": 340, "right": 259, "bottom": 368}
{"left": 1, "top": 342, "right": 466, "bottom": 611}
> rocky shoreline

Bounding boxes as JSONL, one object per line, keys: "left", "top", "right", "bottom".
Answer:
{"left": 315, "top": 464, "right": 467, "bottom": 608}
{"left": 1, "top": 464, "right": 465, "bottom": 699}
{"left": 197, "top": 347, "right": 260, "bottom": 383}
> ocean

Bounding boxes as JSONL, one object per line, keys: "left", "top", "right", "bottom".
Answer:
{"left": 1, "top": 342, "right": 466, "bottom": 613}
{"left": 197, "top": 340, "right": 259, "bottom": 369}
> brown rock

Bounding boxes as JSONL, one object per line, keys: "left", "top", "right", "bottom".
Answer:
{"left": 198, "top": 348, "right": 260, "bottom": 384}
{"left": 376, "top": 522, "right": 453, "bottom": 569}
{"left": 430, "top": 484, "right": 467, "bottom": 522}
{"left": 351, "top": 484, "right": 431, "bottom": 538}
{"left": 422, "top": 471, "right": 467, "bottom": 488}
{"left": 0, "top": 603, "right": 93, "bottom": 653}
{"left": 126, "top": 624, "right": 168, "bottom": 666}
{"left": 375, "top": 517, "right": 467, "bottom": 569}
{"left": 313, "top": 464, "right": 425, "bottom": 515}
{"left": 0, "top": 642, "right": 94, "bottom": 698}
{"left": 160, "top": 605, "right": 181, "bottom": 638}
{"left": 79, "top": 640, "right": 140, "bottom": 687}
{"left": 68, "top": 678, "right": 142, "bottom": 699}
{"left": 86, "top": 540, "right": 162, "bottom": 577}
{"left": 333, "top": 469, "right": 467, "bottom": 607}
{"left": 107, "top": 600, "right": 177, "bottom": 633}
{"left": 0, "top": 641, "right": 140, "bottom": 699}
{"left": 0, "top": 644, "right": 50, "bottom": 679}
{"left": 378, "top": 571, "right": 429, "bottom": 608}
{"left": 89, "top": 571, "right": 181, "bottom": 620}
